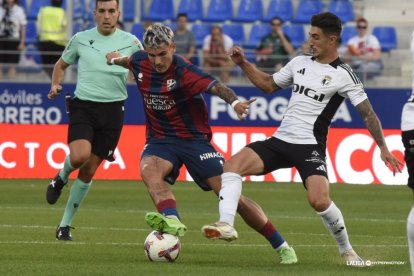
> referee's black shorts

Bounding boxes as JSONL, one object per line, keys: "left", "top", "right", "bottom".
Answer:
{"left": 67, "top": 98, "right": 124, "bottom": 162}
{"left": 402, "top": 129, "right": 414, "bottom": 190}
{"left": 246, "top": 137, "right": 328, "bottom": 185}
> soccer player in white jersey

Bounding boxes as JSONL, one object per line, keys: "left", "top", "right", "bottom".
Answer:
{"left": 404, "top": 31, "right": 414, "bottom": 275}
{"left": 202, "top": 12, "right": 403, "bottom": 265}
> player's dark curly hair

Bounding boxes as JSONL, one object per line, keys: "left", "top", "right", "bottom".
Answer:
{"left": 311, "top": 12, "right": 342, "bottom": 40}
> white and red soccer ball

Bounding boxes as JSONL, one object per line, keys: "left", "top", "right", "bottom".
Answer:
{"left": 144, "top": 231, "right": 181, "bottom": 262}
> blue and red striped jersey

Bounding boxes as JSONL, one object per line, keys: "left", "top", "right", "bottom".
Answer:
{"left": 128, "top": 51, "right": 218, "bottom": 141}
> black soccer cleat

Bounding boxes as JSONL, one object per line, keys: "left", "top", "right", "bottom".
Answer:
{"left": 56, "top": 225, "right": 74, "bottom": 241}
{"left": 46, "top": 174, "right": 67, "bottom": 204}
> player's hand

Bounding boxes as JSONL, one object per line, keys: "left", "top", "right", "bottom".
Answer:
{"left": 233, "top": 98, "right": 256, "bottom": 121}
{"left": 229, "top": 46, "right": 247, "bottom": 65}
{"left": 106, "top": 51, "right": 121, "bottom": 65}
{"left": 380, "top": 149, "right": 404, "bottom": 176}
{"left": 48, "top": 85, "right": 62, "bottom": 100}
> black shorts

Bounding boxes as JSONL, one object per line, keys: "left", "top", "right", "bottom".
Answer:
{"left": 0, "top": 39, "right": 21, "bottom": 64}
{"left": 402, "top": 130, "right": 414, "bottom": 189}
{"left": 246, "top": 137, "right": 328, "bottom": 185}
{"left": 67, "top": 98, "right": 124, "bottom": 162}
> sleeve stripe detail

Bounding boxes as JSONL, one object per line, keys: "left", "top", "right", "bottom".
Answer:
{"left": 339, "top": 64, "right": 361, "bottom": 84}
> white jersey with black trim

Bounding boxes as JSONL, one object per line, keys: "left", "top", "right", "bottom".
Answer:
{"left": 272, "top": 55, "right": 367, "bottom": 145}
{"left": 401, "top": 31, "right": 414, "bottom": 132}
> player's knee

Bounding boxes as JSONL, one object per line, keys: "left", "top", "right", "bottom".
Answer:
{"left": 308, "top": 197, "right": 330, "bottom": 212}
{"left": 223, "top": 159, "right": 242, "bottom": 174}
{"left": 140, "top": 166, "right": 161, "bottom": 185}
{"left": 70, "top": 152, "right": 89, "bottom": 167}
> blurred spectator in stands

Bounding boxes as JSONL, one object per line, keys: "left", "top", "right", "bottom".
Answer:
{"left": 202, "top": 25, "right": 233, "bottom": 83}
{"left": 0, "top": 0, "right": 26, "bottom": 80}
{"left": 174, "top": 13, "right": 196, "bottom": 63}
{"left": 294, "top": 41, "right": 311, "bottom": 56}
{"left": 346, "top": 17, "right": 383, "bottom": 80}
{"left": 256, "top": 17, "right": 293, "bottom": 73}
{"left": 37, "top": 0, "right": 67, "bottom": 79}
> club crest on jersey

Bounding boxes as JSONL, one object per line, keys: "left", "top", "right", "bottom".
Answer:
{"left": 321, "top": 76, "right": 332, "bottom": 86}
{"left": 167, "top": 79, "right": 176, "bottom": 91}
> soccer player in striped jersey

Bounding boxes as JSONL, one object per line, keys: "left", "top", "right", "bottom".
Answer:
{"left": 203, "top": 12, "right": 403, "bottom": 265}
{"left": 404, "top": 31, "right": 414, "bottom": 275}
{"left": 106, "top": 23, "right": 297, "bottom": 264}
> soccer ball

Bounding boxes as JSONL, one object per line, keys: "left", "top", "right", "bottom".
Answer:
{"left": 144, "top": 231, "right": 181, "bottom": 262}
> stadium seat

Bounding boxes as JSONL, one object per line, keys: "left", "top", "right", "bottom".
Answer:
{"left": 372, "top": 26, "right": 397, "bottom": 52}
{"left": 293, "top": 0, "right": 324, "bottom": 24}
{"left": 123, "top": 0, "right": 135, "bottom": 21}
{"left": 19, "top": 0, "right": 27, "bottom": 11}
{"left": 341, "top": 25, "right": 357, "bottom": 45}
{"left": 73, "top": 0, "right": 86, "bottom": 20}
{"left": 192, "top": 23, "right": 212, "bottom": 47}
{"left": 233, "top": 0, "right": 263, "bottom": 22}
{"left": 244, "top": 23, "right": 271, "bottom": 49}
{"left": 204, "top": 0, "right": 233, "bottom": 22}
{"left": 18, "top": 44, "right": 42, "bottom": 73}
{"left": 265, "top": 0, "right": 293, "bottom": 23}
{"left": 142, "top": 0, "right": 175, "bottom": 22}
{"left": 27, "top": 0, "right": 50, "bottom": 20}
{"left": 131, "top": 23, "right": 145, "bottom": 40}
{"left": 283, "top": 24, "right": 306, "bottom": 49}
{"left": 72, "top": 21, "right": 83, "bottom": 34}
{"left": 84, "top": 0, "right": 102, "bottom": 21}
{"left": 165, "top": 22, "right": 177, "bottom": 31}
{"left": 178, "top": 0, "right": 204, "bottom": 22}
{"left": 222, "top": 23, "right": 245, "bottom": 45}
{"left": 25, "top": 21, "right": 37, "bottom": 45}
{"left": 328, "top": 0, "right": 354, "bottom": 23}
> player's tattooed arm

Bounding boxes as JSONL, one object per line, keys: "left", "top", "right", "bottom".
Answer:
{"left": 356, "top": 98, "right": 403, "bottom": 174}
{"left": 210, "top": 83, "right": 256, "bottom": 121}
{"left": 210, "top": 83, "right": 238, "bottom": 105}
{"left": 356, "top": 98, "right": 385, "bottom": 147}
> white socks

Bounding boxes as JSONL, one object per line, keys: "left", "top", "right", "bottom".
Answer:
{"left": 219, "top": 172, "right": 242, "bottom": 226}
{"left": 407, "top": 206, "right": 414, "bottom": 275}
{"left": 317, "top": 201, "right": 352, "bottom": 254}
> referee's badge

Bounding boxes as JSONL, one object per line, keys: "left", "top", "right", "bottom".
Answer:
{"left": 322, "top": 76, "right": 332, "bottom": 86}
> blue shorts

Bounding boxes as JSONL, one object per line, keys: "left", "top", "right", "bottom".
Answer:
{"left": 141, "top": 139, "right": 224, "bottom": 191}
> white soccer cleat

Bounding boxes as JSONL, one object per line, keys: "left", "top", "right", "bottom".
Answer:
{"left": 201, "top": 221, "right": 238, "bottom": 242}
{"left": 341, "top": 248, "right": 365, "bottom": 267}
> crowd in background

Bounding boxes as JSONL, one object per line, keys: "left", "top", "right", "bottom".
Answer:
{"left": 0, "top": 0, "right": 387, "bottom": 83}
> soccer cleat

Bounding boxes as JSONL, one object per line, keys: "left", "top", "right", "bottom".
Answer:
{"left": 145, "top": 212, "right": 187, "bottom": 237}
{"left": 56, "top": 225, "right": 74, "bottom": 241}
{"left": 341, "top": 248, "right": 365, "bottom": 267}
{"left": 277, "top": 246, "right": 298, "bottom": 264}
{"left": 46, "top": 174, "right": 67, "bottom": 204}
{"left": 201, "top": 221, "right": 238, "bottom": 242}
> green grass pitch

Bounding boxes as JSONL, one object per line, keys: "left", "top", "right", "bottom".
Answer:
{"left": 0, "top": 179, "right": 411, "bottom": 275}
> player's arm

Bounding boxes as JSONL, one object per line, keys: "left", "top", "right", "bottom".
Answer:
{"left": 229, "top": 46, "right": 279, "bottom": 94}
{"left": 106, "top": 52, "right": 129, "bottom": 68}
{"left": 356, "top": 99, "right": 403, "bottom": 174}
{"left": 48, "top": 58, "right": 70, "bottom": 100}
{"left": 210, "top": 82, "right": 255, "bottom": 121}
